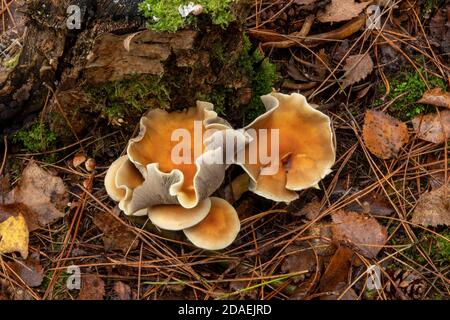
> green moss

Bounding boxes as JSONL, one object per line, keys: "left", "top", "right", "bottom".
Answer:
{"left": 211, "top": 42, "right": 227, "bottom": 65}
{"left": 238, "top": 34, "right": 278, "bottom": 124}
{"left": 139, "top": 0, "right": 235, "bottom": 33}
{"left": 422, "top": 0, "right": 444, "bottom": 16}
{"left": 85, "top": 74, "right": 170, "bottom": 119}
{"left": 431, "top": 231, "right": 450, "bottom": 266}
{"left": 3, "top": 51, "right": 21, "bottom": 69}
{"left": 14, "top": 122, "right": 58, "bottom": 153}
{"left": 197, "top": 88, "right": 232, "bottom": 116}
{"left": 399, "top": 230, "right": 450, "bottom": 268}
{"left": 375, "top": 68, "right": 446, "bottom": 120}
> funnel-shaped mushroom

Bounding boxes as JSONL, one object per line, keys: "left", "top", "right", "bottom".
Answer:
{"left": 120, "top": 101, "right": 232, "bottom": 214}
{"left": 238, "top": 92, "right": 335, "bottom": 202}
{"left": 183, "top": 197, "right": 240, "bottom": 250}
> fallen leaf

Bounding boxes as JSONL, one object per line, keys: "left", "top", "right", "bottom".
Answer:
{"left": 342, "top": 54, "right": 374, "bottom": 88}
{"left": 3, "top": 161, "right": 68, "bottom": 230}
{"left": 9, "top": 253, "right": 44, "bottom": 287}
{"left": 0, "top": 204, "right": 29, "bottom": 258}
{"left": 331, "top": 210, "right": 387, "bottom": 258}
{"left": 318, "top": 246, "right": 357, "bottom": 300}
{"left": 308, "top": 221, "right": 336, "bottom": 256}
{"left": 79, "top": 274, "right": 105, "bottom": 300}
{"left": 0, "top": 278, "right": 34, "bottom": 300}
{"left": 411, "top": 185, "right": 450, "bottom": 227}
{"left": 363, "top": 110, "right": 410, "bottom": 159}
{"left": 426, "top": 154, "right": 449, "bottom": 190}
{"left": 417, "top": 88, "right": 450, "bottom": 109}
{"left": 292, "top": 199, "right": 322, "bottom": 220}
{"left": 294, "top": 0, "right": 318, "bottom": 4}
{"left": 281, "top": 245, "right": 318, "bottom": 283}
{"left": 412, "top": 110, "right": 450, "bottom": 144}
{"left": 112, "top": 281, "right": 132, "bottom": 300}
{"left": 429, "top": 3, "right": 450, "bottom": 53}
{"left": 318, "top": 0, "right": 370, "bottom": 23}
{"left": 93, "top": 212, "right": 139, "bottom": 253}
{"left": 345, "top": 192, "right": 394, "bottom": 216}
{"left": 289, "top": 278, "right": 316, "bottom": 300}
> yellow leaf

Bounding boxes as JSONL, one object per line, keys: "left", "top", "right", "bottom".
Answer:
{"left": 0, "top": 212, "right": 29, "bottom": 259}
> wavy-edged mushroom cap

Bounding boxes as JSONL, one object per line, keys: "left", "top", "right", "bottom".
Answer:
{"left": 183, "top": 197, "right": 240, "bottom": 250}
{"left": 104, "top": 155, "right": 147, "bottom": 216}
{"left": 148, "top": 198, "right": 211, "bottom": 231}
{"left": 125, "top": 101, "right": 232, "bottom": 212}
{"left": 104, "top": 155, "right": 128, "bottom": 202}
{"left": 239, "top": 92, "right": 335, "bottom": 202}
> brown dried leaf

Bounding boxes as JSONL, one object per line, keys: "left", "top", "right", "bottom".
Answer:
{"left": 112, "top": 281, "right": 132, "bottom": 300}
{"left": 318, "top": 246, "right": 356, "bottom": 300}
{"left": 93, "top": 212, "right": 139, "bottom": 253}
{"left": 411, "top": 185, "right": 450, "bottom": 227}
{"left": 308, "top": 221, "right": 336, "bottom": 256}
{"left": 345, "top": 192, "right": 394, "bottom": 216}
{"left": 281, "top": 245, "right": 318, "bottom": 282}
{"left": 9, "top": 253, "right": 43, "bottom": 287}
{"left": 426, "top": 154, "right": 449, "bottom": 190}
{"left": 0, "top": 204, "right": 29, "bottom": 258}
{"left": 331, "top": 210, "right": 387, "bottom": 258}
{"left": 342, "top": 54, "right": 374, "bottom": 88}
{"left": 429, "top": 3, "right": 450, "bottom": 53}
{"left": 79, "top": 274, "right": 105, "bottom": 300}
{"left": 418, "top": 88, "right": 450, "bottom": 109}
{"left": 363, "top": 110, "right": 409, "bottom": 159}
{"left": 292, "top": 199, "right": 322, "bottom": 220}
{"left": 318, "top": 0, "right": 370, "bottom": 23}
{"left": 412, "top": 110, "right": 450, "bottom": 144}
{"left": 4, "top": 162, "right": 67, "bottom": 230}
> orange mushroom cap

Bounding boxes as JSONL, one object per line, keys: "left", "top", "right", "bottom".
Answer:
{"left": 183, "top": 197, "right": 240, "bottom": 250}
{"left": 123, "top": 101, "right": 232, "bottom": 213}
{"left": 239, "top": 92, "right": 336, "bottom": 202}
{"left": 148, "top": 198, "right": 211, "bottom": 231}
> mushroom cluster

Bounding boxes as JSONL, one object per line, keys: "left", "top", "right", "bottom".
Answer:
{"left": 105, "top": 92, "right": 336, "bottom": 250}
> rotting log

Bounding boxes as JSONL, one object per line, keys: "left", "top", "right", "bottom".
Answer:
{"left": 0, "top": 0, "right": 252, "bottom": 140}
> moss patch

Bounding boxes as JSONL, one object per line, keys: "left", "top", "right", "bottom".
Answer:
{"left": 195, "top": 34, "right": 277, "bottom": 125}
{"left": 139, "top": 0, "right": 235, "bottom": 32}
{"left": 85, "top": 74, "right": 170, "bottom": 119}
{"left": 13, "top": 122, "right": 58, "bottom": 153}
{"left": 375, "top": 68, "right": 446, "bottom": 120}
{"left": 238, "top": 34, "right": 278, "bottom": 124}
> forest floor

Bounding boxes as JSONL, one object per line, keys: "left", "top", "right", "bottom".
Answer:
{"left": 0, "top": 0, "right": 449, "bottom": 300}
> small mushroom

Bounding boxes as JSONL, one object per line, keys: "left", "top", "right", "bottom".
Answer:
{"left": 183, "top": 197, "right": 240, "bottom": 250}
{"left": 238, "top": 92, "right": 336, "bottom": 202}
{"left": 148, "top": 198, "right": 211, "bottom": 231}
{"left": 105, "top": 101, "right": 234, "bottom": 215}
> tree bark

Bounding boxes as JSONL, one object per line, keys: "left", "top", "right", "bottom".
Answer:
{"left": 1, "top": 0, "right": 251, "bottom": 138}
